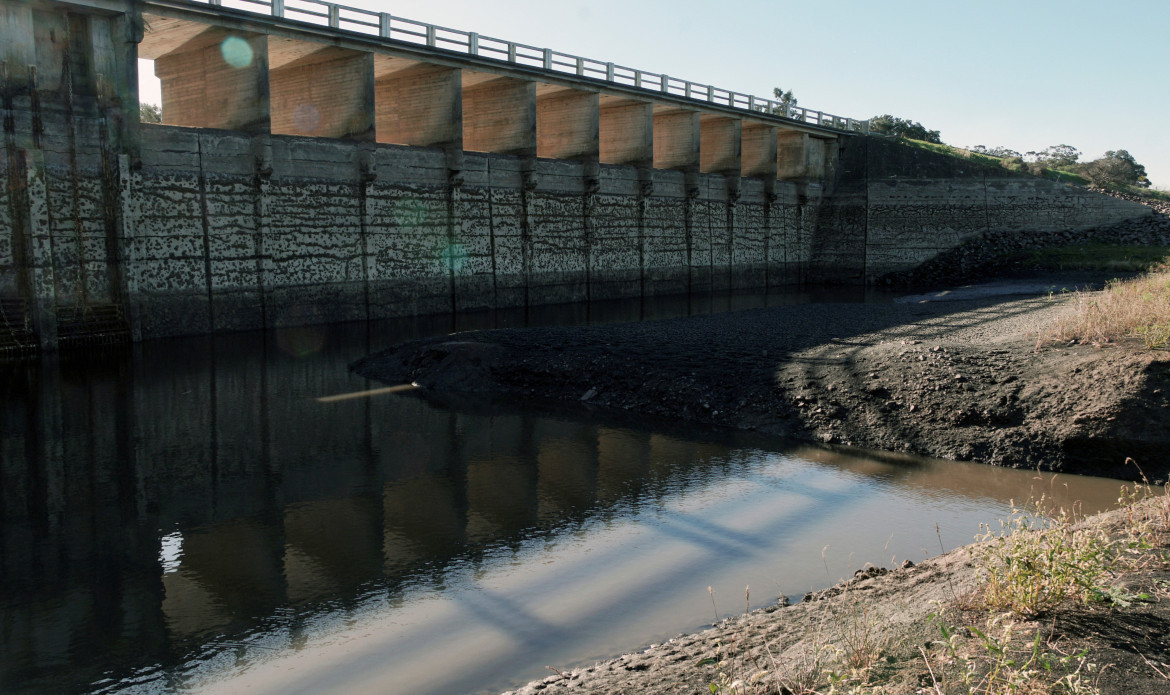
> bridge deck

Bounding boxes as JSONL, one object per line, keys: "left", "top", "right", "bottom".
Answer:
{"left": 139, "top": 0, "right": 863, "bottom": 139}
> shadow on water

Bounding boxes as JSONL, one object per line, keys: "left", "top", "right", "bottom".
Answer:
{"left": 0, "top": 287, "right": 1125, "bottom": 695}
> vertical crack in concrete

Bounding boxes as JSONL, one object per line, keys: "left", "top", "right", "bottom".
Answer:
{"left": 487, "top": 161, "right": 499, "bottom": 310}
{"left": 582, "top": 186, "right": 593, "bottom": 305}
{"left": 62, "top": 25, "right": 90, "bottom": 312}
{"left": 446, "top": 176, "right": 457, "bottom": 315}
{"left": 196, "top": 135, "right": 215, "bottom": 331}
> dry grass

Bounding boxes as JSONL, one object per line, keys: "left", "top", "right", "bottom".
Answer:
{"left": 709, "top": 486, "right": 1170, "bottom": 694}
{"left": 1042, "top": 261, "right": 1170, "bottom": 349}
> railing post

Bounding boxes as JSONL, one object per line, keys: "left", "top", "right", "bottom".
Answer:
{"left": 605, "top": 62, "right": 614, "bottom": 81}
{"left": 685, "top": 83, "right": 692, "bottom": 99}
{"left": 379, "top": 13, "right": 391, "bottom": 38}
{"left": 271, "top": 0, "right": 283, "bottom": 19}
{"left": 468, "top": 32, "right": 479, "bottom": 55}
{"left": 328, "top": 4, "right": 339, "bottom": 28}
{"left": 634, "top": 70, "right": 642, "bottom": 88}
{"left": 508, "top": 43, "right": 517, "bottom": 62}
{"left": 209, "top": 0, "right": 221, "bottom": 6}
{"left": 706, "top": 85, "right": 714, "bottom": 102}
{"left": 543, "top": 48, "right": 552, "bottom": 70}
{"left": 660, "top": 74, "right": 669, "bottom": 93}
{"left": 426, "top": 25, "right": 436, "bottom": 47}
{"left": 748, "top": 95, "right": 756, "bottom": 111}
{"left": 576, "top": 56, "right": 584, "bottom": 76}
{"left": 783, "top": 103, "right": 791, "bottom": 119}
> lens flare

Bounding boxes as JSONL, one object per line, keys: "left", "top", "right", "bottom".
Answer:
{"left": 440, "top": 243, "right": 468, "bottom": 273}
{"left": 220, "top": 36, "right": 254, "bottom": 68}
{"left": 293, "top": 103, "right": 321, "bottom": 134}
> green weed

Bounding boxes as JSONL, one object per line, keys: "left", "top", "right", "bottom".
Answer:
{"left": 924, "top": 614, "right": 1100, "bottom": 695}
{"left": 975, "top": 499, "right": 1115, "bottom": 616}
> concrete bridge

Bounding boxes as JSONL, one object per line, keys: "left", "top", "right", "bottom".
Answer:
{"left": 0, "top": 0, "right": 1153, "bottom": 353}
{"left": 137, "top": 0, "right": 863, "bottom": 182}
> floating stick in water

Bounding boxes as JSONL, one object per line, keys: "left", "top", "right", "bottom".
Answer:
{"left": 316, "top": 383, "right": 418, "bottom": 403}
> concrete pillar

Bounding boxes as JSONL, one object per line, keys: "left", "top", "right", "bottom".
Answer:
{"left": 89, "top": 11, "right": 141, "bottom": 154}
{"left": 462, "top": 76, "right": 536, "bottom": 156}
{"left": 807, "top": 137, "right": 827, "bottom": 179}
{"left": 270, "top": 46, "right": 374, "bottom": 140}
{"left": 29, "top": 8, "right": 70, "bottom": 93}
{"left": 777, "top": 130, "right": 809, "bottom": 181}
{"left": 599, "top": 99, "right": 653, "bottom": 167}
{"left": 742, "top": 122, "right": 778, "bottom": 179}
{"left": 465, "top": 455, "right": 538, "bottom": 543}
{"left": 1, "top": 5, "right": 37, "bottom": 90}
{"left": 89, "top": 14, "right": 127, "bottom": 98}
{"left": 816, "top": 136, "right": 839, "bottom": 182}
{"left": 652, "top": 108, "right": 699, "bottom": 171}
{"left": 536, "top": 88, "right": 599, "bottom": 161}
{"left": 23, "top": 150, "right": 58, "bottom": 349}
{"left": 699, "top": 115, "right": 741, "bottom": 176}
{"left": 154, "top": 27, "right": 270, "bottom": 133}
{"left": 374, "top": 63, "right": 461, "bottom": 149}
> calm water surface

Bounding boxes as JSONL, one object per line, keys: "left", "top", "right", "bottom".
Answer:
{"left": 0, "top": 290, "right": 1125, "bottom": 695}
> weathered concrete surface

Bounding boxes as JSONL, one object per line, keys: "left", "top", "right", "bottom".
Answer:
{"left": 107, "top": 125, "right": 822, "bottom": 339}
{"left": 598, "top": 99, "right": 653, "bottom": 167}
{"left": 6, "top": 117, "right": 1154, "bottom": 347}
{"left": 154, "top": 28, "right": 271, "bottom": 132}
{"left": 536, "top": 88, "right": 599, "bottom": 162}
{"left": 808, "top": 137, "right": 1155, "bottom": 283}
{"left": 374, "top": 63, "right": 462, "bottom": 148}
{"left": 462, "top": 77, "right": 536, "bottom": 156}
{"left": 698, "top": 115, "right": 740, "bottom": 175}
{"left": 0, "top": 0, "right": 1155, "bottom": 350}
{"left": 652, "top": 108, "right": 700, "bottom": 172}
{"left": 269, "top": 45, "right": 375, "bottom": 140}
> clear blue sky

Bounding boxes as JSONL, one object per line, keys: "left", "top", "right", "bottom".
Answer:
{"left": 139, "top": 0, "right": 1169, "bottom": 187}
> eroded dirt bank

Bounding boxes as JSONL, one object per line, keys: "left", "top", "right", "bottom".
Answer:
{"left": 352, "top": 278, "right": 1170, "bottom": 694}
{"left": 493, "top": 499, "right": 1170, "bottom": 695}
{"left": 353, "top": 282, "right": 1170, "bottom": 482}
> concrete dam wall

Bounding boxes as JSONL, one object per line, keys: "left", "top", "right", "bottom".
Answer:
{"left": 0, "top": 0, "right": 1153, "bottom": 352}
{"left": 122, "top": 126, "right": 822, "bottom": 338}
{"left": 2, "top": 122, "right": 1153, "bottom": 350}
{"left": 808, "top": 137, "right": 1153, "bottom": 282}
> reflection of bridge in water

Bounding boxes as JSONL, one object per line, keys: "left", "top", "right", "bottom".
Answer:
{"left": 0, "top": 318, "right": 741, "bottom": 691}
{"left": 0, "top": 314, "right": 1123, "bottom": 693}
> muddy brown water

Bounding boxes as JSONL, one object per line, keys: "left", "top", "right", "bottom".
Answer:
{"left": 0, "top": 289, "right": 1126, "bottom": 695}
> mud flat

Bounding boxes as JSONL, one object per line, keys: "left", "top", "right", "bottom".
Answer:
{"left": 354, "top": 275, "right": 1170, "bottom": 482}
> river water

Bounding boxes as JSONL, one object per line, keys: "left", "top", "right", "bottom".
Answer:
{"left": 0, "top": 290, "right": 1125, "bottom": 695}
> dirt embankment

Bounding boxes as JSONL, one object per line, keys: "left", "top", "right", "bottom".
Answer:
{"left": 493, "top": 498, "right": 1170, "bottom": 695}
{"left": 353, "top": 283, "right": 1170, "bottom": 482}
{"left": 352, "top": 275, "right": 1170, "bottom": 695}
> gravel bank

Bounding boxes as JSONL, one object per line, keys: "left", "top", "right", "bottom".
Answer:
{"left": 353, "top": 278, "right": 1170, "bottom": 481}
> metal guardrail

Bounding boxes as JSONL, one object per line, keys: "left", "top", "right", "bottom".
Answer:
{"left": 187, "top": 0, "right": 867, "bottom": 133}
